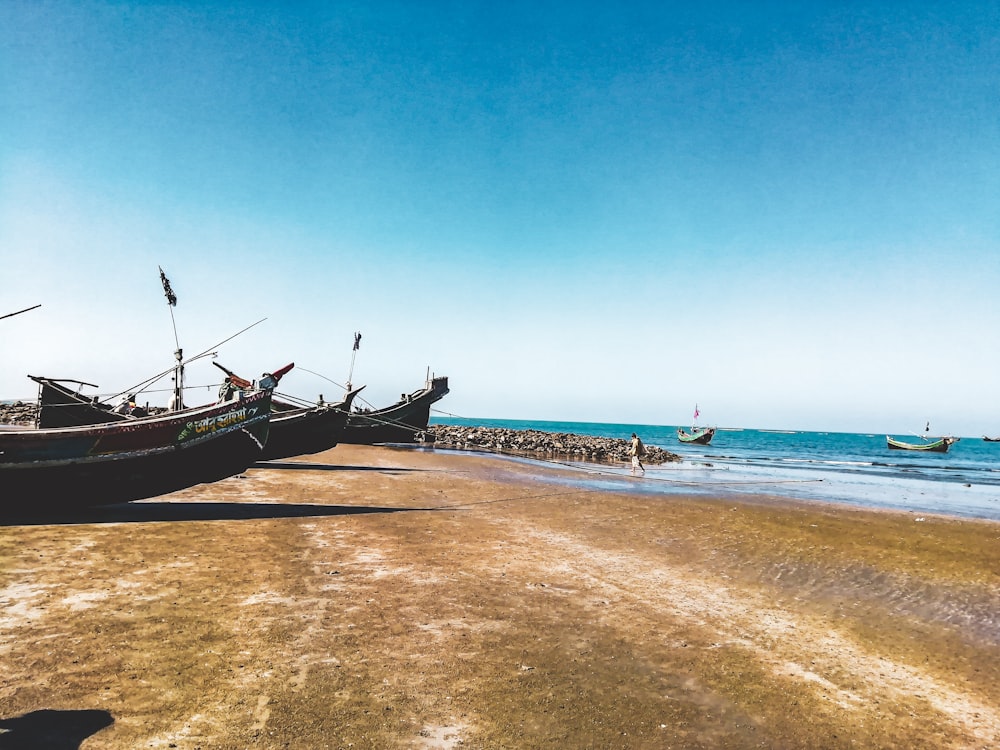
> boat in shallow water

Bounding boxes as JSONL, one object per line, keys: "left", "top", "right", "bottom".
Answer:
{"left": 677, "top": 426, "right": 716, "bottom": 445}
{"left": 677, "top": 404, "right": 715, "bottom": 445}
{"left": 885, "top": 435, "right": 957, "bottom": 453}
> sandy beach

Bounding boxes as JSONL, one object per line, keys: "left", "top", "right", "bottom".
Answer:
{"left": 1, "top": 444, "right": 998, "bottom": 749}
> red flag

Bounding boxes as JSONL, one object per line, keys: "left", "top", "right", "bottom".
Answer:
{"left": 693, "top": 404, "right": 700, "bottom": 419}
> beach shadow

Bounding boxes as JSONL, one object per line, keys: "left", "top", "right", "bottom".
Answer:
{"left": 0, "top": 709, "right": 113, "bottom": 749}
{"left": 253, "top": 461, "right": 429, "bottom": 473}
{"left": 251, "top": 461, "right": 432, "bottom": 474}
{"left": 0, "top": 501, "right": 436, "bottom": 527}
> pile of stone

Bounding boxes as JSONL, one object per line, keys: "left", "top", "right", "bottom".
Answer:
{"left": 427, "top": 425, "right": 681, "bottom": 465}
{"left": 0, "top": 401, "right": 37, "bottom": 426}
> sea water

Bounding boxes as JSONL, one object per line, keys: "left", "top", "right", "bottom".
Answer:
{"left": 429, "top": 417, "right": 1000, "bottom": 521}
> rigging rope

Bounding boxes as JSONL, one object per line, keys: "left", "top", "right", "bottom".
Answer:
{"left": 74, "top": 318, "right": 268, "bottom": 407}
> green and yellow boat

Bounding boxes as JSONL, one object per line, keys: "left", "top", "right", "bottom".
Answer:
{"left": 677, "top": 426, "right": 716, "bottom": 445}
{"left": 885, "top": 435, "right": 957, "bottom": 453}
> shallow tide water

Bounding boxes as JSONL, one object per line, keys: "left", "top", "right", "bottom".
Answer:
{"left": 431, "top": 417, "right": 1000, "bottom": 521}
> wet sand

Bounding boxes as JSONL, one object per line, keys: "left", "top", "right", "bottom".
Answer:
{"left": 1, "top": 444, "right": 998, "bottom": 749}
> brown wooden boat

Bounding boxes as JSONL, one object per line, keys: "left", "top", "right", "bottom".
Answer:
{"left": 340, "top": 374, "right": 450, "bottom": 444}
{"left": 1, "top": 385, "right": 275, "bottom": 511}
{"left": 677, "top": 427, "right": 716, "bottom": 445}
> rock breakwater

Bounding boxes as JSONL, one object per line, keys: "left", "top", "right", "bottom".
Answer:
{"left": 427, "top": 425, "right": 681, "bottom": 465}
{"left": 0, "top": 401, "right": 37, "bottom": 426}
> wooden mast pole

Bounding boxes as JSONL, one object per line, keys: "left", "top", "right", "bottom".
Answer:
{"left": 158, "top": 267, "right": 184, "bottom": 411}
{"left": 346, "top": 331, "right": 361, "bottom": 392}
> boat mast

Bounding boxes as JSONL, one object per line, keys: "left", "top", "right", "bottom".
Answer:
{"left": 0, "top": 304, "right": 41, "bottom": 321}
{"left": 346, "top": 331, "right": 361, "bottom": 392}
{"left": 159, "top": 267, "right": 184, "bottom": 411}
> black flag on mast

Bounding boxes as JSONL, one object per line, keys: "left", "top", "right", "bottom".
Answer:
{"left": 159, "top": 266, "right": 177, "bottom": 307}
{"left": 353, "top": 332, "right": 362, "bottom": 351}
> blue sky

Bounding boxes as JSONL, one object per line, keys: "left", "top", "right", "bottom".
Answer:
{"left": 2, "top": 1, "right": 999, "bottom": 435}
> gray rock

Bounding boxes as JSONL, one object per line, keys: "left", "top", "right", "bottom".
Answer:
{"left": 427, "top": 425, "right": 680, "bottom": 465}
{"left": 0, "top": 401, "right": 38, "bottom": 426}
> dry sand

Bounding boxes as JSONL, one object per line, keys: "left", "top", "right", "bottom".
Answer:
{"left": 1, "top": 444, "right": 998, "bottom": 749}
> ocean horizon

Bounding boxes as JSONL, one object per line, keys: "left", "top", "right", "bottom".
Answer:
{"left": 429, "top": 416, "right": 1000, "bottom": 522}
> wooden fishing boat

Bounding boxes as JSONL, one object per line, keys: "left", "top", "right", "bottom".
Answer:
{"left": 213, "top": 361, "right": 367, "bottom": 460}
{"left": 0, "top": 268, "right": 286, "bottom": 511}
{"left": 28, "top": 360, "right": 358, "bottom": 462}
{"left": 30, "top": 360, "right": 293, "bottom": 431}
{"left": 677, "top": 404, "right": 714, "bottom": 445}
{"left": 885, "top": 435, "right": 957, "bottom": 453}
{"left": 258, "top": 386, "right": 366, "bottom": 460}
{"left": 340, "top": 373, "right": 450, "bottom": 444}
{"left": 677, "top": 426, "right": 716, "bottom": 445}
{"left": 983, "top": 436, "right": 1000, "bottom": 442}
{"left": 0, "top": 386, "right": 275, "bottom": 511}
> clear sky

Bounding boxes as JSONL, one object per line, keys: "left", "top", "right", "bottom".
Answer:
{"left": 2, "top": 1, "right": 998, "bottom": 435}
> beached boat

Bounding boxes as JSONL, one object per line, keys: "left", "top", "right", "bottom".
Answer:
{"left": 213, "top": 361, "right": 367, "bottom": 460}
{"left": 340, "top": 373, "right": 450, "bottom": 444}
{"left": 885, "top": 435, "right": 957, "bottom": 453}
{"left": 29, "top": 355, "right": 292, "bottom": 430}
{"left": 0, "top": 268, "right": 288, "bottom": 511}
{"left": 258, "top": 387, "right": 366, "bottom": 460}
{"left": 29, "top": 361, "right": 360, "bottom": 461}
{"left": 0, "top": 384, "right": 275, "bottom": 511}
{"left": 677, "top": 426, "right": 716, "bottom": 445}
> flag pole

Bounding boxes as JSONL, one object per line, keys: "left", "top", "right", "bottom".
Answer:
{"left": 346, "top": 331, "right": 361, "bottom": 392}
{"left": 158, "top": 267, "right": 184, "bottom": 410}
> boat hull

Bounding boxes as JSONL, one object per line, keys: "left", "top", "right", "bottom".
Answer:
{"left": 341, "top": 376, "right": 449, "bottom": 444}
{"left": 0, "top": 390, "right": 272, "bottom": 510}
{"left": 259, "top": 388, "right": 363, "bottom": 461}
{"left": 885, "top": 436, "right": 954, "bottom": 453}
{"left": 677, "top": 427, "right": 715, "bottom": 445}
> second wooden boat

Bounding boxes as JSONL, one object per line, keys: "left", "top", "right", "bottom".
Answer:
{"left": 677, "top": 426, "right": 716, "bottom": 445}
{"left": 259, "top": 386, "right": 366, "bottom": 460}
{"left": 340, "top": 373, "right": 450, "bottom": 444}
{"left": 214, "top": 361, "right": 367, "bottom": 460}
{"left": 886, "top": 435, "right": 957, "bottom": 453}
{"left": 677, "top": 404, "right": 715, "bottom": 445}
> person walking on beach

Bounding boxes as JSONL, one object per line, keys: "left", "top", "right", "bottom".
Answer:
{"left": 629, "top": 433, "right": 646, "bottom": 475}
